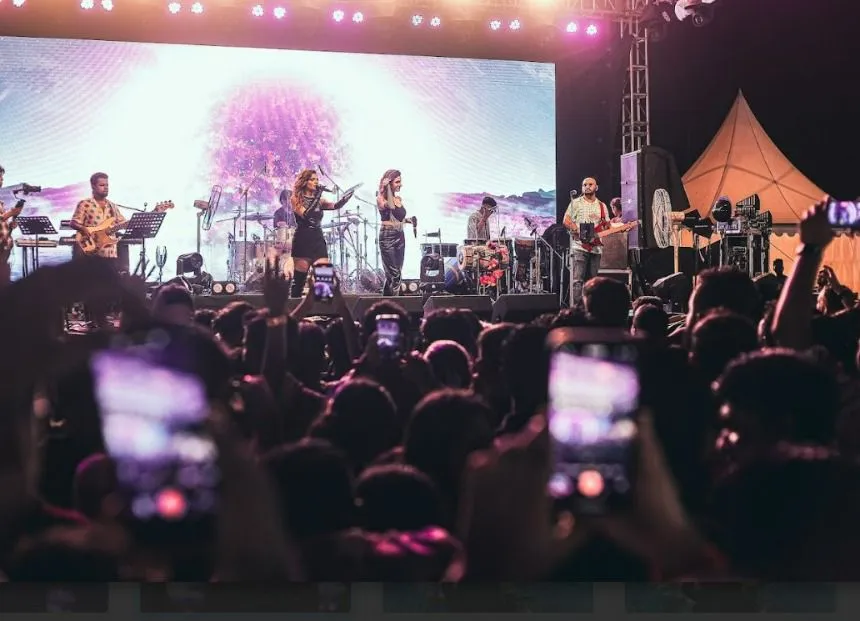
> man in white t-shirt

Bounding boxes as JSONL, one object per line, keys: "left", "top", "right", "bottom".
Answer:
{"left": 563, "top": 177, "right": 609, "bottom": 306}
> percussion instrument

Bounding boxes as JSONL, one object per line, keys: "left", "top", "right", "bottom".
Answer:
{"left": 244, "top": 213, "right": 273, "bottom": 223}
{"left": 230, "top": 240, "right": 265, "bottom": 272}
{"left": 514, "top": 237, "right": 536, "bottom": 261}
{"left": 272, "top": 225, "right": 295, "bottom": 253}
{"left": 459, "top": 243, "right": 511, "bottom": 271}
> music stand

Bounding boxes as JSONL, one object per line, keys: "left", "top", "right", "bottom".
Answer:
{"left": 15, "top": 216, "right": 57, "bottom": 277}
{"left": 122, "top": 211, "right": 166, "bottom": 278}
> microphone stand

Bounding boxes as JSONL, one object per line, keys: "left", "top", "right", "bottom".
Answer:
{"left": 354, "top": 194, "right": 377, "bottom": 282}
{"left": 318, "top": 166, "right": 349, "bottom": 278}
{"left": 238, "top": 164, "right": 267, "bottom": 284}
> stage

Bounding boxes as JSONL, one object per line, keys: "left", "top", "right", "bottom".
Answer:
{"left": 192, "top": 292, "right": 562, "bottom": 324}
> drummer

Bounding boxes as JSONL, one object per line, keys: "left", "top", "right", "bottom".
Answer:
{"left": 466, "top": 196, "right": 497, "bottom": 242}
{"left": 273, "top": 189, "right": 297, "bottom": 228}
{"left": 271, "top": 189, "right": 297, "bottom": 278}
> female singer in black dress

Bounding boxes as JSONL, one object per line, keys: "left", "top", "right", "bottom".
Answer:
{"left": 290, "top": 168, "right": 352, "bottom": 297}
{"left": 376, "top": 169, "right": 408, "bottom": 296}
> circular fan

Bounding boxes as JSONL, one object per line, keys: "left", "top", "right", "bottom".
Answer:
{"left": 651, "top": 188, "right": 673, "bottom": 249}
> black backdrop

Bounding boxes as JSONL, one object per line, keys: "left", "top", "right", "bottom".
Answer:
{"left": 555, "top": 37, "right": 633, "bottom": 222}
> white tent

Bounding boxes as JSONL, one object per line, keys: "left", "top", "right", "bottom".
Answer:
{"left": 679, "top": 91, "right": 860, "bottom": 290}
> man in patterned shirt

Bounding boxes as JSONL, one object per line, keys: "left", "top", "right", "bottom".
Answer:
{"left": 0, "top": 164, "right": 24, "bottom": 265}
{"left": 71, "top": 172, "right": 127, "bottom": 262}
{"left": 563, "top": 177, "right": 609, "bottom": 306}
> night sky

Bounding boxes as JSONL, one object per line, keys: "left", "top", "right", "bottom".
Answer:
{"left": 648, "top": 0, "right": 859, "bottom": 201}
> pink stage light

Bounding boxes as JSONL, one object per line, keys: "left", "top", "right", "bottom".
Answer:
{"left": 586, "top": 23, "right": 598, "bottom": 35}
{"left": 81, "top": 0, "right": 95, "bottom": 9}
{"left": 167, "top": 1, "right": 181, "bottom": 13}
{"left": 332, "top": 9, "right": 345, "bottom": 22}
{"left": 101, "top": 0, "right": 113, "bottom": 9}
{"left": 411, "top": 14, "right": 423, "bottom": 26}
{"left": 509, "top": 19, "right": 521, "bottom": 30}
{"left": 190, "top": 1, "right": 203, "bottom": 13}
{"left": 251, "top": 4, "right": 264, "bottom": 17}
{"left": 352, "top": 11, "right": 364, "bottom": 23}
{"left": 429, "top": 16, "right": 441, "bottom": 27}
{"left": 489, "top": 19, "right": 502, "bottom": 30}
{"left": 565, "top": 21, "right": 578, "bottom": 33}
{"left": 273, "top": 6, "right": 286, "bottom": 19}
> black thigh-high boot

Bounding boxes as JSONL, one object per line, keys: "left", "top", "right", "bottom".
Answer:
{"left": 291, "top": 270, "right": 307, "bottom": 298}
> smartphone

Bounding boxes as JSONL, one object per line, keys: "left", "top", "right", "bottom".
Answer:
{"left": 545, "top": 331, "right": 640, "bottom": 514}
{"left": 827, "top": 198, "right": 860, "bottom": 230}
{"left": 313, "top": 265, "right": 336, "bottom": 302}
{"left": 90, "top": 349, "right": 219, "bottom": 532}
{"left": 376, "top": 314, "right": 401, "bottom": 357}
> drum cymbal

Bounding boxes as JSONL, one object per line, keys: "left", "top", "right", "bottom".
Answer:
{"left": 244, "top": 213, "right": 273, "bottom": 222}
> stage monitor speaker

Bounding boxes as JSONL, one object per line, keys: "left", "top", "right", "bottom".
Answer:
{"left": 651, "top": 272, "right": 692, "bottom": 313}
{"left": 621, "top": 146, "right": 691, "bottom": 250}
{"left": 351, "top": 295, "right": 426, "bottom": 324}
{"left": 492, "top": 294, "right": 559, "bottom": 323}
{"left": 424, "top": 295, "right": 493, "bottom": 319}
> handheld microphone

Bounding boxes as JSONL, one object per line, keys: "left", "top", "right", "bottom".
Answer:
{"left": 318, "top": 184, "right": 335, "bottom": 193}
{"left": 410, "top": 216, "right": 418, "bottom": 239}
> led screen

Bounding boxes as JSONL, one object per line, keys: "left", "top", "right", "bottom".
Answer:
{"left": 0, "top": 36, "right": 556, "bottom": 281}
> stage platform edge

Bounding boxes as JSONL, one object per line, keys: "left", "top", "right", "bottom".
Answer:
{"left": 192, "top": 293, "right": 560, "bottom": 322}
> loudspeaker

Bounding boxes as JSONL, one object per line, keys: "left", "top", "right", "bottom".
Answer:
{"left": 652, "top": 272, "right": 692, "bottom": 312}
{"left": 351, "top": 295, "right": 425, "bottom": 322}
{"left": 424, "top": 295, "right": 493, "bottom": 319}
{"left": 621, "top": 146, "right": 691, "bottom": 249}
{"left": 492, "top": 294, "right": 559, "bottom": 323}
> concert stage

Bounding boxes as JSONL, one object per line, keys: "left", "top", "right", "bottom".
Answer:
{"left": 192, "top": 293, "right": 561, "bottom": 324}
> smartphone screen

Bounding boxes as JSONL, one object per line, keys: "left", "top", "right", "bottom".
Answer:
{"left": 313, "top": 265, "right": 335, "bottom": 302}
{"left": 546, "top": 342, "right": 639, "bottom": 514}
{"left": 827, "top": 198, "right": 860, "bottom": 230}
{"left": 376, "top": 314, "right": 401, "bottom": 357}
{"left": 90, "top": 350, "right": 219, "bottom": 528}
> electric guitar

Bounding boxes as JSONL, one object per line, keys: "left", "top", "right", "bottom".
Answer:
{"left": 76, "top": 200, "right": 174, "bottom": 255}
{"left": 0, "top": 200, "right": 25, "bottom": 256}
{"left": 579, "top": 219, "right": 639, "bottom": 252}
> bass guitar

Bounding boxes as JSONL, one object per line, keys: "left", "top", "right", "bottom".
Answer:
{"left": 0, "top": 200, "right": 25, "bottom": 257}
{"left": 76, "top": 200, "right": 174, "bottom": 255}
{"left": 579, "top": 220, "right": 639, "bottom": 253}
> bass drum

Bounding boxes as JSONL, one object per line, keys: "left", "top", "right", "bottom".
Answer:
{"left": 272, "top": 225, "right": 295, "bottom": 254}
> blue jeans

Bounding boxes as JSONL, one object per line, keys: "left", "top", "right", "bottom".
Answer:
{"left": 571, "top": 249, "right": 602, "bottom": 306}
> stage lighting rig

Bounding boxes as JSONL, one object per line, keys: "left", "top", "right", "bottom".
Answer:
{"left": 674, "top": 0, "right": 717, "bottom": 27}
{"left": 640, "top": 0, "right": 674, "bottom": 41}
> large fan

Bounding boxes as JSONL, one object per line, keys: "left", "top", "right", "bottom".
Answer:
{"left": 651, "top": 188, "right": 673, "bottom": 249}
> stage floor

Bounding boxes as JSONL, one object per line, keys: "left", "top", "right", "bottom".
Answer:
{"left": 192, "top": 292, "right": 562, "bottom": 323}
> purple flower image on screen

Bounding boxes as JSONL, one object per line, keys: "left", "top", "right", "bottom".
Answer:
{"left": 208, "top": 81, "right": 350, "bottom": 205}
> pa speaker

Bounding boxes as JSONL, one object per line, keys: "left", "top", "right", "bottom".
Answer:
{"left": 424, "top": 295, "right": 493, "bottom": 319}
{"left": 492, "top": 294, "right": 559, "bottom": 323}
{"left": 621, "top": 146, "right": 690, "bottom": 249}
{"left": 351, "top": 295, "right": 425, "bottom": 321}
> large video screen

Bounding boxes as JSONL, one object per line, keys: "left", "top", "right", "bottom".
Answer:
{"left": 0, "top": 37, "right": 556, "bottom": 282}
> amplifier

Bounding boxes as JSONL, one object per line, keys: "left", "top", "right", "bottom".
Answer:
{"left": 598, "top": 268, "right": 633, "bottom": 291}
{"left": 420, "top": 242, "right": 458, "bottom": 258}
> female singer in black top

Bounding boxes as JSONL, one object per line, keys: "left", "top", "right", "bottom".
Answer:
{"left": 376, "top": 169, "right": 408, "bottom": 296}
{"left": 290, "top": 168, "right": 352, "bottom": 297}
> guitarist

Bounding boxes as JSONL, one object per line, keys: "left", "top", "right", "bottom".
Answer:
{"left": 563, "top": 177, "right": 610, "bottom": 306}
{"left": 0, "top": 164, "right": 24, "bottom": 265}
{"left": 70, "top": 172, "right": 127, "bottom": 262}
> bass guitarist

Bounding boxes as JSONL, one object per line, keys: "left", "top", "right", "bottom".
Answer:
{"left": 71, "top": 172, "right": 127, "bottom": 262}
{"left": 563, "top": 177, "right": 636, "bottom": 306}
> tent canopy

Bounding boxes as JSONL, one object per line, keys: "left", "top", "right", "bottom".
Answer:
{"left": 682, "top": 91, "right": 826, "bottom": 225}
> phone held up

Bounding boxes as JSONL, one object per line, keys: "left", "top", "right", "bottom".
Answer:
{"left": 90, "top": 342, "right": 219, "bottom": 540}
{"left": 827, "top": 198, "right": 860, "bottom": 231}
{"left": 545, "top": 328, "right": 642, "bottom": 515}
{"left": 313, "top": 264, "right": 336, "bottom": 303}
{"left": 375, "top": 314, "right": 401, "bottom": 358}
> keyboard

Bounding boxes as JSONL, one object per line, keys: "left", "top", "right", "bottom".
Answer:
{"left": 16, "top": 239, "right": 58, "bottom": 248}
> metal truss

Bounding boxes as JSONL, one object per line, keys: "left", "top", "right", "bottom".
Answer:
{"left": 620, "top": 15, "right": 650, "bottom": 153}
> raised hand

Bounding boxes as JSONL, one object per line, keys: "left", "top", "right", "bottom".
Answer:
{"left": 800, "top": 197, "right": 834, "bottom": 248}
{"left": 263, "top": 257, "right": 290, "bottom": 316}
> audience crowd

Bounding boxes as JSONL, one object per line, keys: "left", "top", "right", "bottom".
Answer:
{"left": 0, "top": 198, "right": 858, "bottom": 584}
